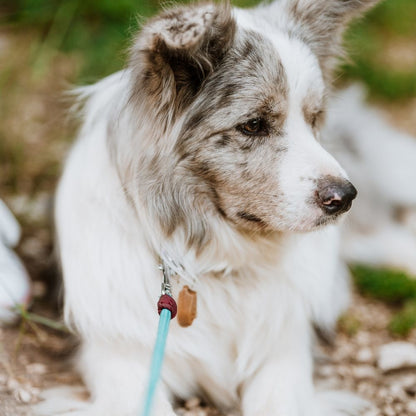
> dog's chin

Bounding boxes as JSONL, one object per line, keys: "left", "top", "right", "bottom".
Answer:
{"left": 277, "top": 213, "right": 345, "bottom": 234}
{"left": 313, "top": 214, "right": 343, "bottom": 229}
{"left": 234, "top": 213, "right": 344, "bottom": 236}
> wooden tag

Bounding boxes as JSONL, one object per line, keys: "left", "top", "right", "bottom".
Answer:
{"left": 177, "top": 285, "right": 197, "bottom": 327}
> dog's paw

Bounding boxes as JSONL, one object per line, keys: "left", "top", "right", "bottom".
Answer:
{"left": 315, "top": 390, "right": 373, "bottom": 416}
{"left": 31, "top": 386, "right": 89, "bottom": 416}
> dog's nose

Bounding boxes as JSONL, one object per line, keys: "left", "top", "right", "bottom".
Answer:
{"left": 316, "top": 179, "right": 357, "bottom": 215}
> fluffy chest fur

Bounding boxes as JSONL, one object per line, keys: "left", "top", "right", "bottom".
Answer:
{"left": 58, "top": 105, "right": 348, "bottom": 409}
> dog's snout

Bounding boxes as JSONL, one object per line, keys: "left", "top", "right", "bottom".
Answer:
{"left": 316, "top": 179, "right": 357, "bottom": 215}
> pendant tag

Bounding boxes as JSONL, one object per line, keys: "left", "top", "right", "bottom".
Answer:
{"left": 177, "top": 285, "right": 197, "bottom": 327}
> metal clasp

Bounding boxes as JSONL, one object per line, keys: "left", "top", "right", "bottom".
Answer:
{"left": 158, "top": 262, "right": 173, "bottom": 296}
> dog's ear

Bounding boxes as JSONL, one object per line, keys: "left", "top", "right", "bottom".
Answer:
{"left": 272, "top": 0, "right": 382, "bottom": 78}
{"left": 130, "top": 3, "right": 235, "bottom": 125}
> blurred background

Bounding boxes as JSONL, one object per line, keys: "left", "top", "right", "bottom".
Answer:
{"left": 0, "top": 0, "right": 416, "bottom": 415}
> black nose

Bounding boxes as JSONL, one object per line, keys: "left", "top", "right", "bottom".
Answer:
{"left": 316, "top": 179, "right": 357, "bottom": 215}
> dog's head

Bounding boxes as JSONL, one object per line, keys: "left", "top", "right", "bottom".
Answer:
{"left": 126, "top": 0, "right": 380, "bottom": 246}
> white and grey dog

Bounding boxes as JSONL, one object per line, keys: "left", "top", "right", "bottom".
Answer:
{"left": 39, "top": 0, "right": 416, "bottom": 415}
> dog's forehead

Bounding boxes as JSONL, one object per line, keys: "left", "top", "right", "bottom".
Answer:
{"left": 180, "top": 12, "right": 326, "bottom": 136}
{"left": 221, "top": 29, "right": 289, "bottom": 102}
{"left": 233, "top": 9, "right": 325, "bottom": 105}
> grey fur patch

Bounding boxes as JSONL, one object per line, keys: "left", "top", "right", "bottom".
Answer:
{"left": 177, "top": 29, "right": 289, "bottom": 154}
{"left": 129, "top": 3, "right": 236, "bottom": 130}
{"left": 302, "top": 91, "right": 326, "bottom": 136}
{"left": 260, "top": 0, "right": 383, "bottom": 80}
{"left": 237, "top": 211, "right": 264, "bottom": 223}
{"left": 164, "top": 29, "right": 291, "bottom": 239}
{"left": 131, "top": 26, "right": 291, "bottom": 245}
{"left": 216, "top": 134, "right": 233, "bottom": 147}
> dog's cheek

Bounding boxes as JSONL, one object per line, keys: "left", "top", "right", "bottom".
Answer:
{"left": 199, "top": 147, "right": 285, "bottom": 232}
{"left": 272, "top": 147, "right": 322, "bottom": 230}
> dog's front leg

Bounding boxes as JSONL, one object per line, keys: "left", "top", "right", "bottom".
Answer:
{"left": 75, "top": 338, "right": 177, "bottom": 416}
{"left": 241, "top": 316, "right": 315, "bottom": 416}
{"left": 241, "top": 356, "right": 314, "bottom": 416}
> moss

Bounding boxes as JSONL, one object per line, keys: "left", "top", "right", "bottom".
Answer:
{"left": 338, "top": 313, "right": 361, "bottom": 337}
{"left": 389, "top": 300, "right": 416, "bottom": 337}
{"left": 351, "top": 265, "right": 416, "bottom": 304}
{"left": 352, "top": 265, "right": 416, "bottom": 337}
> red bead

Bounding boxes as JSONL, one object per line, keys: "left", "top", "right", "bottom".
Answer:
{"left": 157, "top": 294, "right": 177, "bottom": 319}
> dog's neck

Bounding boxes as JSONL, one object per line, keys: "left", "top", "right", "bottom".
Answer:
{"left": 155, "top": 220, "right": 290, "bottom": 290}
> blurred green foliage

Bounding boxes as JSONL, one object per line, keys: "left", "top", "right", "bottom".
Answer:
{"left": 352, "top": 265, "right": 416, "bottom": 303}
{"left": 4, "top": 0, "right": 260, "bottom": 81}
{"left": 342, "top": 0, "right": 416, "bottom": 100}
{"left": 389, "top": 300, "right": 416, "bottom": 337}
{"left": 352, "top": 265, "right": 416, "bottom": 336}
{"left": 4, "top": 0, "right": 416, "bottom": 97}
{"left": 4, "top": 0, "right": 160, "bottom": 81}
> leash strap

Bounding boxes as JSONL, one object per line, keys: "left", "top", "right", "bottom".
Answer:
{"left": 141, "top": 263, "right": 177, "bottom": 416}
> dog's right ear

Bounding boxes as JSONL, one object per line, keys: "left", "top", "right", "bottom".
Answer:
{"left": 129, "top": 3, "right": 235, "bottom": 126}
{"left": 267, "top": 0, "right": 383, "bottom": 80}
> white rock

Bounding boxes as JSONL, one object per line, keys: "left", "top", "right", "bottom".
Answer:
{"left": 356, "top": 347, "right": 374, "bottom": 363}
{"left": 363, "top": 408, "right": 381, "bottom": 416}
{"left": 6, "top": 378, "right": 19, "bottom": 391}
{"left": 383, "top": 405, "right": 395, "bottom": 416}
{"left": 397, "top": 374, "right": 416, "bottom": 388}
{"left": 377, "top": 342, "right": 416, "bottom": 372}
{"left": 356, "top": 331, "right": 372, "bottom": 346}
{"left": 318, "top": 364, "right": 335, "bottom": 377}
{"left": 389, "top": 383, "right": 406, "bottom": 400}
{"left": 15, "top": 387, "right": 32, "bottom": 404}
{"left": 26, "top": 363, "right": 47, "bottom": 375}
{"left": 352, "top": 365, "right": 377, "bottom": 379}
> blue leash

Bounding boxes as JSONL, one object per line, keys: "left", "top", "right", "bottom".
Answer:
{"left": 141, "top": 263, "right": 177, "bottom": 416}
{"left": 141, "top": 308, "right": 172, "bottom": 416}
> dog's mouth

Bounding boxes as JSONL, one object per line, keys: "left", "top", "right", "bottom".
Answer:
{"left": 314, "top": 214, "right": 343, "bottom": 228}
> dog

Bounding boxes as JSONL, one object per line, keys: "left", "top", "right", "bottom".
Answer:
{"left": 35, "top": 0, "right": 416, "bottom": 415}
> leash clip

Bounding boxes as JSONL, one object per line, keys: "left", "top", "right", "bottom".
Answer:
{"left": 158, "top": 262, "right": 173, "bottom": 296}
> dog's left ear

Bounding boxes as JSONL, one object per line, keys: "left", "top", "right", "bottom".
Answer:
{"left": 269, "top": 0, "right": 382, "bottom": 78}
{"left": 130, "top": 3, "right": 236, "bottom": 125}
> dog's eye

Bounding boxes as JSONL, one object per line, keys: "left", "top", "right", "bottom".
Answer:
{"left": 238, "top": 118, "right": 269, "bottom": 136}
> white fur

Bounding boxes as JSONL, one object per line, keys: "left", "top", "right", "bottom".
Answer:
{"left": 0, "top": 199, "right": 21, "bottom": 247}
{"left": 43, "top": 74, "right": 355, "bottom": 416}
{"left": 33, "top": 3, "right": 416, "bottom": 416}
